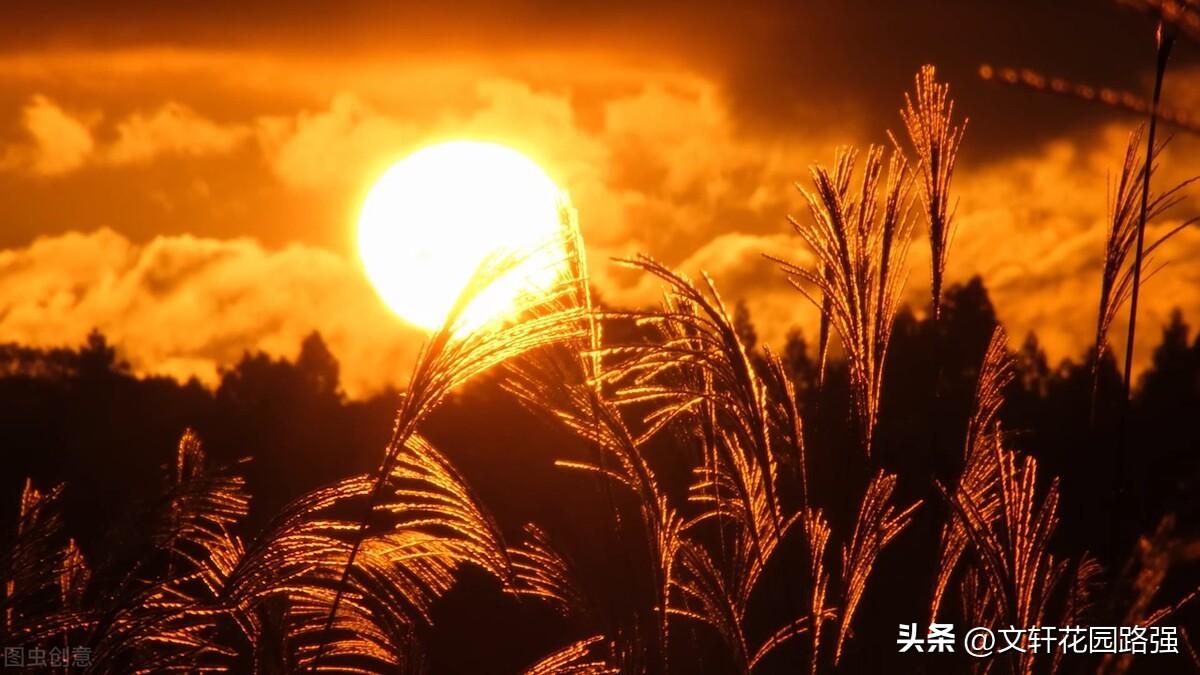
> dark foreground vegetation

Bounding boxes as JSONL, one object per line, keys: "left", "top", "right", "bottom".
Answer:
{"left": 0, "top": 274, "right": 1197, "bottom": 672}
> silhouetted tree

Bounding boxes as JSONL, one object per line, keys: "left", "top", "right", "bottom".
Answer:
{"left": 75, "top": 329, "right": 126, "bottom": 379}
{"left": 1135, "top": 311, "right": 1200, "bottom": 528}
{"left": 732, "top": 299, "right": 758, "bottom": 352}
{"left": 1015, "top": 332, "right": 1050, "bottom": 397}
{"left": 782, "top": 327, "right": 817, "bottom": 403}
{"left": 297, "top": 331, "right": 341, "bottom": 399}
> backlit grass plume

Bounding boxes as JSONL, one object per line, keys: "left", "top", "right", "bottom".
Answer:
{"left": 894, "top": 64, "right": 966, "bottom": 323}
{"left": 510, "top": 523, "right": 592, "bottom": 621}
{"left": 1092, "top": 126, "right": 1197, "bottom": 400}
{"left": 310, "top": 219, "right": 589, "bottom": 669}
{"left": 583, "top": 257, "right": 917, "bottom": 673}
{"left": 771, "top": 146, "right": 916, "bottom": 454}
{"left": 521, "top": 636, "right": 620, "bottom": 675}
{"left": 930, "top": 327, "right": 1013, "bottom": 624}
{"left": 599, "top": 258, "right": 824, "bottom": 674}
{"left": 511, "top": 345, "right": 684, "bottom": 671}
{"left": 503, "top": 242, "right": 684, "bottom": 671}
{"left": 603, "top": 257, "right": 788, "bottom": 552}
{"left": 938, "top": 444, "right": 1070, "bottom": 675}
{"left": 1, "top": 480, "right": 90, "bottom": 657}
{"left": 835, "top": 471, "right": 920, "bottom": 664}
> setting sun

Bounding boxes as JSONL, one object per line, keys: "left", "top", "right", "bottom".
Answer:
{"left": 357, "top": 140, "right": 567, "bottom": 332}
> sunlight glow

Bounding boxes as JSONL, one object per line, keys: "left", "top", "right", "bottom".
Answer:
{"left": 357, "top": 141, "right": 567, "bottom": 333}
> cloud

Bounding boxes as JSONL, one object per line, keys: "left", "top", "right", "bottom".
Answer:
{"left": 253, "top": 78, "right": 833, "bottom": 303}
{"left": 948, "top": 122, "right": 1200, "bottom": 367}
{"left": 257, "top": 94, "right": 418, "bottom": 190}
{"left": 108, "top": 102, "right": 250, "bottom": 165}
{"left": 2, "top": 95, "right": 250, "bottom": 175}
{"left": 0, "top": 229, "right": 424, "bottom": 397}
{"left": 19, "top": 95, "right": 95, "bottom": 175}
{"left": 609, "top": 119, "right": 1200, "bottom": 375}
{"left": 654, "top": 231, "right": 814, "bottom": 345}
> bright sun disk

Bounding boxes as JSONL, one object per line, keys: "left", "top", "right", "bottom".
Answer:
{"left": 357, "top": 141, "right": 568, "bottom": 333}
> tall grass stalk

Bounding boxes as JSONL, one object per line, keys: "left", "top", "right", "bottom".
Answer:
{"left": 1091, "top": 126, "right": 1196, "bottom": 419}
{"left": 1113, "top": 20, "right": 1174, "bottom": 556}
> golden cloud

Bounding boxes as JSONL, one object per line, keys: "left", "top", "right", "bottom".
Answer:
{"left": 17, "top": 95, "right": 95, "bottom": 176}
{"left": 108, "top": 101, "right": 250, "bottom": 165}
{"left": 2, "top": 95, "right": 252, "bottom": 175}
{"left": 0, "top": 229, "right": 424, "bottom": 397}
{"left": 952, "top": 123, "right": 1200, "bottom": 368}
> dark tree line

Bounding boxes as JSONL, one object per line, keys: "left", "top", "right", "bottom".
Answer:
{"left": 0, "top": 276, "right": 1197, "bottom": 672}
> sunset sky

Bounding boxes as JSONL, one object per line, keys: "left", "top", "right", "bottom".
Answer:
{"left": 1, "top": 1, "right": 1198, "bottom": 396}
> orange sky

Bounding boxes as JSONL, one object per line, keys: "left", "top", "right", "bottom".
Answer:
{"left": 0, "top": 2, "right": 1198, "bottom": 396}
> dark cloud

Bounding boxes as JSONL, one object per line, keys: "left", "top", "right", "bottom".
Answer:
{"left": 3, "top": 0, "right": 1194, "bottom": 155}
